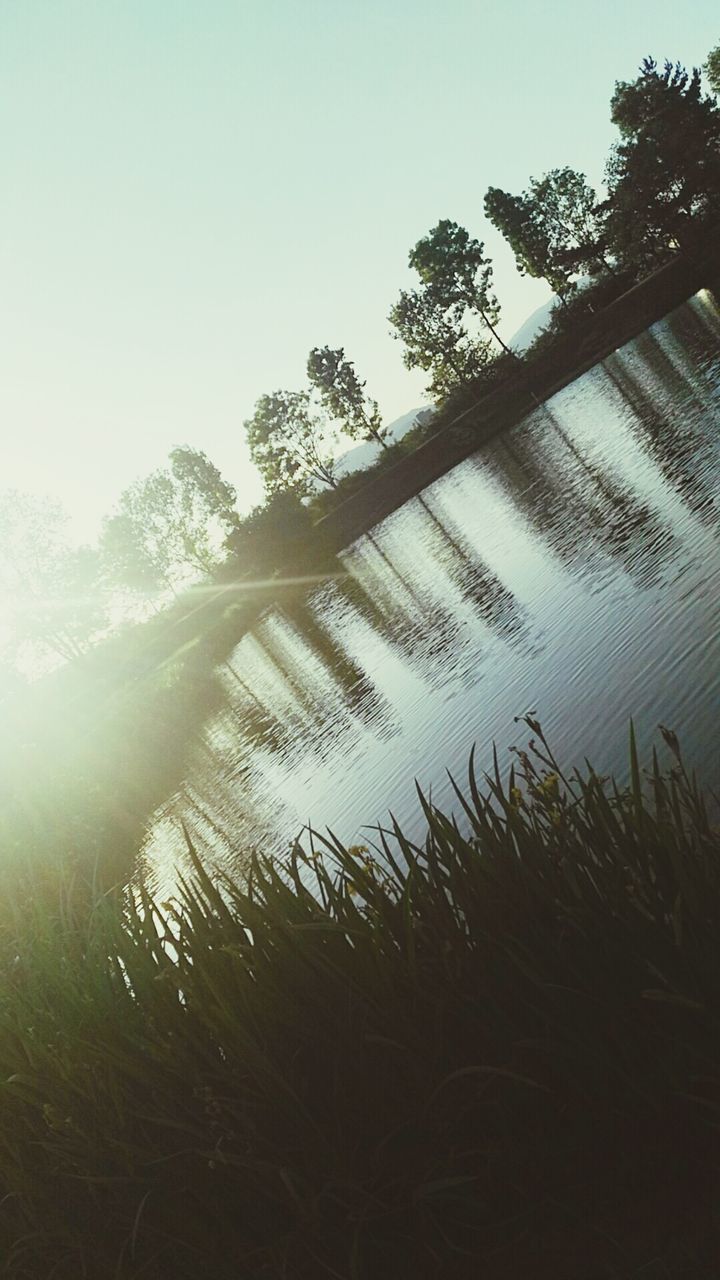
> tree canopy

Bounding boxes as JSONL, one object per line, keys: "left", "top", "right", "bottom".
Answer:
{"left": 603, "top": 58, "right": 720, "bottom": 266}
{"left": 307, "top": 347, "right": 386, "bottom": 448}
{"left": 388, "top": 220, "right": 511, "bottom": 400}
{"left": 408, "top": 220, "right": 510, "bottom": 355}
{"left": 706, "top": 42, "right": 720, "bottom": 96}
{"left": 389, "top": 286, "right": 492, "bottom": 400}
{"left": 485, "top": 169, "right": 609, "bottom": 296}
{"left": 245, "top": 390, "right": 337, "bottom": 496}
{"left": 100, "top": 447, "right": 239, "bottom": 599}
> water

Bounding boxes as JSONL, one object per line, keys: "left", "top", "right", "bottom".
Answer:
{"left": 143, "top": 295, "right": 720, "bottom": 895}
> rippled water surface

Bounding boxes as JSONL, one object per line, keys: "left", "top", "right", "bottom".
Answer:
{"left": 145, "top": 295, "right": 720, "bottom": 892}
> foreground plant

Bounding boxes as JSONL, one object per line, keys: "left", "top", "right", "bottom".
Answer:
{"left": 0, "top": 721, "right": 718, "bottom": 1278}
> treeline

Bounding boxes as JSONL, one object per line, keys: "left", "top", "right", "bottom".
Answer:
{"left": 245, "top": 52, "right": 720, "bottom": 498}
{"left": 3, "top": 49, "right": 719, "bottom": 683}
{"left": 2, "top": 45, "right": 720, "bottom": 877}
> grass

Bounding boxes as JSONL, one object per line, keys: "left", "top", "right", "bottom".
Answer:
{"left": 0, "top": 719, "right": 718, "bottom": 1277}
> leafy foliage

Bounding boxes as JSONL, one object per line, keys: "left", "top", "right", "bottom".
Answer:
{"left": 409, "top": 219, "right": 509, "bottom": 354}
{"left": 245, "top": 390, "right": 338, "bottom": 496}
{"left": 307, "top": 346, "right": 386, "bottom": 447}
{"left": 485, "top": 169, "right": 611, "bottom": 295}
{"left": 388, "top": 285, "right": 492, "bottom": 400}
{"left": 388, "top": 219, "right": 513, "bottom": 400}
{"left": 603, "top": 58, "right": 720, "bottom": 267}
{"left": 223, "top": 490, "right": 336, "bottom": 578}
{"left": 100, "top": 447, "right": 239, "bottom": 599}
{"left": 706, "top": 41, "right": 720, "bottom": 96}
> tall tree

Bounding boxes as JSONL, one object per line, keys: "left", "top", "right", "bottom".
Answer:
{"left": 485, "top": 169, "right": 610, "bottom": 295}
{"left": 484, "top": 186, "right": 566, "bottom": 293}
{"left": 528, "top": 169, "right": 613, "bottom": 278}
{"left": 388, "top": 286, "right": 492, "bottom": 400}
{"left": 388, "top": 219, "right": 509, "bottom": 399}
{"left": 307, "top": 347, "right": 387, "bottom": 448}
{"left": 0, "top": 490, "right": 107, "bottom": 667}
{"left": 245, "top": 390, "right": 337, "bottom": 495}
{"left": 408, "top": 220, "right": 513, "bottom": 357}
{"left": 706, "top": 42, "right": 720, "bottom": 96}
{"left": 604, "top": 58, "right": 720, "bottom": 267}
{"left": 100, "top": 447, "right": 240, "bottom": 598}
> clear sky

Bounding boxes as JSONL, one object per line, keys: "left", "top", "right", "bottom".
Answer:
{"left": 1, "top": 0, "right": 718, "bottom": 541}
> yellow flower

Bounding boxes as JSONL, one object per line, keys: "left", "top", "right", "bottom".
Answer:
{"left": 540, "top": 773, "right": 559, "bottom": 795}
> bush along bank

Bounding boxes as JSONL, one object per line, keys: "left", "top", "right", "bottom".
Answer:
{"left": 0, "top": 721, "right": 718, "bottom": 1278}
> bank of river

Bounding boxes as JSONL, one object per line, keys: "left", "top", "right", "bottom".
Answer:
{"left": 144, "top": 293, "right": 720, "bottom": 896}
{"left": 315, "top": 232, "right": 720, "bottom": 549}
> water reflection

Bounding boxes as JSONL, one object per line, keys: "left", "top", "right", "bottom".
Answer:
{"left": 143, "top": 294, "right": 720, "bottom": 897}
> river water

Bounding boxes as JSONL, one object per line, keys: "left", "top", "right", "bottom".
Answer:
{"left": 144, "top": 294, "right": 720, "bottom": 895}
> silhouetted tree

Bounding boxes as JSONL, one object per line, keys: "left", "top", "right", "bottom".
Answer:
{"left": 484, "top": 185, "right": 567, "bottom": 294}
{"left": 485, "top": 169, "right": 610, "bottom": 296}
{"left": 409, "top": 220, "right": 512, "bottom": 357}
{"left": 245, "top": 390, "right": 337, "bottom": 495}
{"left": 603, "top": 58, "right": 720, "bottom": 268}
{"left": 706, "top": 42, "right": 720, "bottom": 96}
{"left": 307, "top": 347, "right": 387, "bottom": 448}
{"left": 100, "top": 447, "right": 240, "bottom": 598}
{"left": 388, "top": 285, "right": 492, "bottom": 400}
{"left": 388, "top": 220, "right": 510, "bottom": 399}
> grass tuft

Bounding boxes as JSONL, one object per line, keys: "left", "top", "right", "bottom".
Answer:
{"left": 0, "top": 721, "right": 718, "bottom": 1277}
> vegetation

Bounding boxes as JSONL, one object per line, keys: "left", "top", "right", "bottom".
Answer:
{"left": 484, "top": 168, "right": 612, "bottom": 298}
{"left": 604, "top": 58, "right": 720, "bottom": 268}
{"left": 0, "top": 489, "right": 339, "bottom": 884}
{"left": 3, "top": 44, "right": 719, "bottom": 678}
{"left": 388, "top": 219, "right": 513, "bottom": 400}
{"left": 239, "top": 47, "right": 720, "bottom": 522}
{"left": 707, "top": 41, "right": 720, "bottom": 96}
{"left": 99, "top": 446, "right": 241, "bottom": 600}
{"left": 307, "top": 346, "right": 387, "bottom": 448}
{"left": 245, "top": 389, "right": 338, "bottom": 495}
{"left": 0, "top": 725, "right": 717, "bottom": 1277}
{"left": 2, "top": 39, "right": 720, "bottom": 943}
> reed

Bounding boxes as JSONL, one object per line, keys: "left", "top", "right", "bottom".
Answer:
{"left": 0, "top": 720, "right": 717, "bottom": 1278}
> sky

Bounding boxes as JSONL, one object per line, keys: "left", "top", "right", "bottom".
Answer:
{"left": 1, "top": 0, "right": 718, "bottom": 542}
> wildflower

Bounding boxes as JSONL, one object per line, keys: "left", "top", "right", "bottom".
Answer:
{"left": 346, "top": 844, "right": 369, "bottom": 858}
{"left": 510, "top": 786, "right": 525, "bottom": 808}
{"left": 540, "top": 773, "right": 559, "bottom": 795}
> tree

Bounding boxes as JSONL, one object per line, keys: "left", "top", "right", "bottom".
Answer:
{"left": 100, "top": 447, "right": 240, "bottom": 598}
{"left": 245, "top": 390, "right": 337, "bottom": 496}
{"left": 485, "top": 169, "right": 611, "bottom": 296}
{"left": 0, "top": 490, "right": 108, "bottom": 667}
{"left": 529, "top": 169, "right": 614, "bottom": 278}
{"left": 388, "top": 286, "right": 492, "bottom": 400}
{"left": 484, "top": 185, "right": 565, "bottom": 292}
{"left": 706, "top": 42, "right": 720, "bottom": 96}
{"left": 307, "top": 347, "right": 387, "bottom": 448}
{"left": 388, "top": 219, "right": 511, "bottom": 400}
{"left": 408, "top": 220, "right": 512, "bottom": 357}
{"left": 604, "top": 58, "right": 720, "bottom": 268}
{"left": 169, "top": 446, "right": 240, "bottom": 534}
{"left": 100, "top": 511, "right": 168, "bottom": 599}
